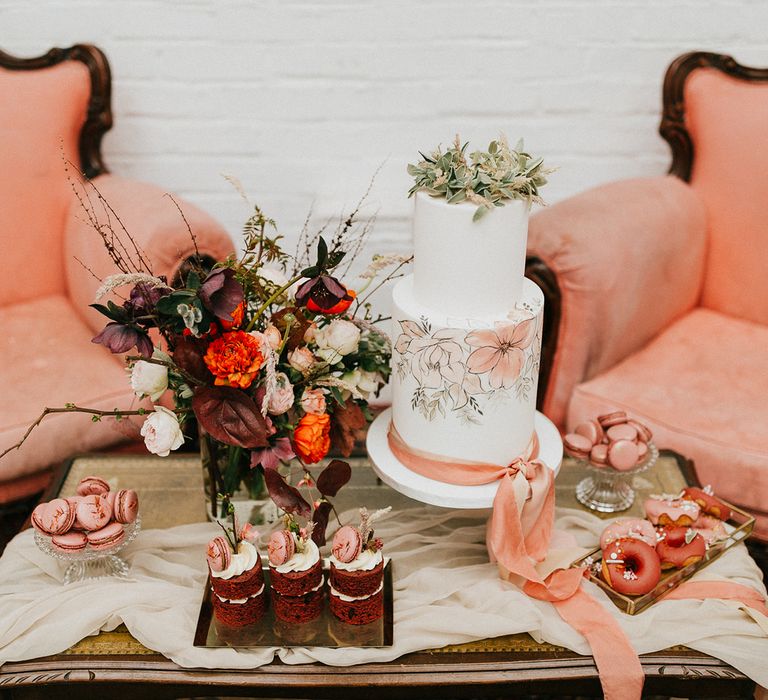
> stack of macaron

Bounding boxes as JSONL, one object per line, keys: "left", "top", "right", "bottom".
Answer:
{"left": 328, "top": 507, "right": 388, "bottom": 625}
{"left": 31, "top": 476, "right": 139, "bottom": 555}
{"left": 597, "top": 485, "right": 733, "bottom": 597}
{"left": 207, "top": 526, "right": 266, "bottom": 626}
{"left": 267, "top": 527, "right": 324, "bottom": 623}
{"left": 564, "top": 411, "right": 653, "bottom": 471}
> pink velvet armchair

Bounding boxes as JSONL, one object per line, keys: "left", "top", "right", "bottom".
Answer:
{"left": 526, "top": 52, "right": 768, "bottom": 540}
{"left": 0, "top": 45, "right": 234, "bottom": 503}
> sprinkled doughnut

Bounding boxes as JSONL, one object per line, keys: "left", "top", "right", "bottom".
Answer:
{"left": 644, "top": 495, "right": 700, "bottom": 527}
{"left": 601, "top": 538, "right": 661, "bottom": 596}
{"left": 600, "top": 518, "right": 657, "bottom": 550}
{"left": 682, "top": 486, "right": 732, "bottom": 522}
{"left": 656, "top": 526, "right": 706, "bottom": 570}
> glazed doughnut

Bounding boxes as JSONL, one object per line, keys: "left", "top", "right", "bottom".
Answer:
{"left": 644, "top": 495, "right": 700, "bottom": 527}
{"left": 691, "top": 514, "right": 728, "bottom": 545}
{"left": 682, "top": 487, "right": 732, "bottom": 521}
{"left": 600, "top": 518, "right": 657, "bottom": 550}
{"left": 656, "top": 527, "right": 706, "bottom": 570}
{"left": 601, "top": 538, "right": 661, "bottom": 596}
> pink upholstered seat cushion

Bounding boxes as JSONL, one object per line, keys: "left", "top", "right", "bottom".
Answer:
{"left": 0, "top": 61, "right": 90, "bottom": 307}
{"left": 567, "top": 308, "right": 768, "bottom": 539}
{"left": 685, "top": 68, "right": 768, "bottom": 326}
{"left": 0, "top": 296, "right": 144, "bottom": 489}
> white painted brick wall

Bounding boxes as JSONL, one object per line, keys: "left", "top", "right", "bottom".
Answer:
{"left": 3, "top": 0, "right": 768, "bottom": 265}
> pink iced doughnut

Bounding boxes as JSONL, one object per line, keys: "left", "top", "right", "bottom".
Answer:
{"left": 600, "top": 518, "right": 657, "bottom": 550}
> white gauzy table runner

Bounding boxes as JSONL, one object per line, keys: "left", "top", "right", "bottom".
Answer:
{"left": 0, "top": 506, "right": 766, "bottom": 686}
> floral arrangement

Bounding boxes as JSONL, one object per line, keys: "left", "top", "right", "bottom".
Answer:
{"left": 2, "top": 176, "right": 411, "bottom": 545}
{"left": 407, "top": 135, "right": 551, "bottom": 221}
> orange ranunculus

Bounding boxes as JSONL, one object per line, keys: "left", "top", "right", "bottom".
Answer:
{"left": 203, "top": 330, "right": 265, "bottom": 388}
{"left": 292, "top": 413, "right": 331, "bottom": 464}
{"left": 220, "top": 301, "right": 245, "bottom": 330}
{"left": 307, "top": 289, "right": 356, "bottom": 315}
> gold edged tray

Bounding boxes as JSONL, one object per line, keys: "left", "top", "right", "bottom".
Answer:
{"left": 193, "top": 560, "right": 394, "bottom": 648}
{"left": 570, "top": 501, "right": 755, "bottom": 615}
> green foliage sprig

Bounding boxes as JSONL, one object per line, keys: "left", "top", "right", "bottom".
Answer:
{"left": 407, "top": 135, "right": 552, "bottom": 221}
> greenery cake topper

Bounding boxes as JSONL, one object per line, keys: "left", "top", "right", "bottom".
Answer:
{"left": 407, "top": 135, "right": 551, "bottom": 221}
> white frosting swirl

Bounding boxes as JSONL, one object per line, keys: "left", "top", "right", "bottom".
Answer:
{"left": 330, "top": 580, "right": 383, "bottom": 602}
{"left": 211, "top": 540, "right": 260, "bottom": 580}
{"left": 214, "top": 582, "right": 265, "bottom": 604}
{"left": 329, "top": 548, "right": 383, "bottom": 572}
{"left": 274, "top": 538, "right": 320, "bottom": 574}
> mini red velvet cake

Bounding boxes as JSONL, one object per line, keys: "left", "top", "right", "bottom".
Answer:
{"left": 207, "top": 529, "right": 266, "bottom": 627}
{"left": 268, "top": 528, "right": 324, "bottom": 623}
{"left": 329, "top": 507, "right": 389, "bottom": 625}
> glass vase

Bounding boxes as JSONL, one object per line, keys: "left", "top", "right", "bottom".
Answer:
{"left": 199, "top": 432, "right": 279, "bottom": 526}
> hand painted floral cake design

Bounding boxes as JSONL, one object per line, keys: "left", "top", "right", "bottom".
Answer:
{"left": 394, "top": 311, "right": 541, "bottom": 422}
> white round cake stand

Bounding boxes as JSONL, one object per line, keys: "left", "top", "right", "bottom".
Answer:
{"left": 367, "top": 408, "right": 563, "bottom": 509}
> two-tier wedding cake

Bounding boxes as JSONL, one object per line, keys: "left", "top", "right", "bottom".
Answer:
{"left": 390, "top": 138, "right": 548, "bottom": 467}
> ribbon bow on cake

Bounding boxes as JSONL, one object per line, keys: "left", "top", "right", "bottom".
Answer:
{"left": 387, "top": 425, "right": 643, "bottom": 700}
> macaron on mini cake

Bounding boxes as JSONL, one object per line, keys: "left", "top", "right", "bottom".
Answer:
{"left": 207, "top": 524, "right": 265, "bottom": 627}
{"left": 329, "top": 507, "right": 390, "bottom": 625}
{"left": 268, "top": 520, "right": 324, "bottom": 624}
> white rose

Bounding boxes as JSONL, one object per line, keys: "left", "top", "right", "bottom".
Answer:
{"left": 288, "top": 347, "right": 315, "bottom": 374}
{"left": 314, "top": 319, "right": 360, "bottom": 364}
{"left": 268, "top": 373, "right": 295, "bottom": 415}
{"left": 341, "top": 368, "right": 382, "bottom": 400}
{"left": 140, "top": 406, "right": 185, "bottom": 456}
{"left": 130, "top": 360, "right": 168, "bottom": 401}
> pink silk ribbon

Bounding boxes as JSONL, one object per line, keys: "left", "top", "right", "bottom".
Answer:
{"left": 388, "top": 425, "right": 644, "bottom": 700}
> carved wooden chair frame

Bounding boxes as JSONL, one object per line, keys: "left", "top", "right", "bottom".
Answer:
{"left": 528, "top": 51, "right": 768, "bottom": 407}
{"left": 0, "top": 44, "right": 112, "bottom": 179}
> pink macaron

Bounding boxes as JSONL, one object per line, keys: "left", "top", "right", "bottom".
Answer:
{"left": 32, "top": 499, "right": 76, "bottom": 536}
{"left": 563, "top": 433, "right": 593, "bottom": 458}
{"left": 75, "top": 494, "right": 112, "bottom": 531}
{"left": 267, "top": 530, "right": 296, "bottom": 567}
{"left": 86, "top": 522, "right": 125, "bottom": 551}
{"left": 76, "top": 476, "right": 111, "bottom": 497}
{"left": 597, "top": 410, "right": 628, "bottom": 428}
{"left": 590, "top": 443, "right": 609, "bottom": 466}
{"left": 607, "top": 439, "right": 640, "bottom": 471}
{"left": 113, "top": 489, "right": 139, "bottom": 524}
{"left": 51, "top": 531, "right": 88, "bottom": 554}
{"left": 206, "top": 536, "right": 232, "bottom": 573}
{"left": 332, "top": 525, "right": 363, "bottom": 564}
{"left": 628, "top": 419, "right": 653, "bottom": 443}
{"left": 575, "top": 420, "right": 604, "bottom": 446}
{"left": 606, "top": 423, "right": 638, "bottom": 443}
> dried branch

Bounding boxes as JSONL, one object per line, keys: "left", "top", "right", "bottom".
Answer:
{"left": 0, "top": 405, "right": 151, "bottom": 460}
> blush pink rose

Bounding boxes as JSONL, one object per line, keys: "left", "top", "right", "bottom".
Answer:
{"left": 300, "top": 388, "right": 327, "bottom": 415}
{"left": 267, "top": 372, "right": 294, "bottom": 415}
{"left": 288, "top": 346, "right": 315, "bottom": 374}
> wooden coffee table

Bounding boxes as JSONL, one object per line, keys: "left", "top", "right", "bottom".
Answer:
{"left": 0, "top": 451, "right": 757, "bottom": 699}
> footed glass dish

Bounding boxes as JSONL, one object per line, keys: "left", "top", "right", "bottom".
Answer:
{"left": 574, "top": 443, "right": 659, "bottom": 513}
{"left": 34, "top": 516, "right": 141, "bottom": 584}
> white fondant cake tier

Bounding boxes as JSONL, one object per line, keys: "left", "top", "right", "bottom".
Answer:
{"left": 412, "top": 191, "right": 530, "bottom": 318}
{"left": 391, "top": 275, "right": 544, "bottom": 466}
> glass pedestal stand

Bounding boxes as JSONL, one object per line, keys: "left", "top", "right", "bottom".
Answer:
{"left": 574, "top": 443, "right": 659, "bottom": 513}
{"left": 34, "top": 516, "right": 141, "bottom": 584}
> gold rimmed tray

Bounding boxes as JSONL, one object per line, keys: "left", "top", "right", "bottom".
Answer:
{"left": 193, "top": 560, "right": 393, "bottom": 648}
{"left": 570, "top": 500, "right": 755, "bottom": 615}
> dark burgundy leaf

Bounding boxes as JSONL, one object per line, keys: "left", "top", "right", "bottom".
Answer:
{"left": 270, "top": 307, "right": 311, "bottom": 351}
{"left": 330, "top": 400, "right": 366, "bottom": 457}
{"left": 172, "top": 337, "right": 211, "bottom": 382}
{"left": 191, "top": 386, "right": 268, "bottom": 449}
{"left": 311, "top": 501, "right": 333, "bottom": 547}
{"left": 264, "top": 468, "right": 312, "bottom": 518}
{"left": 199, "top": 268, "right": 244, "bottom": 320}
{"left": 316, "top": 460, "right": 351, "bottom": 497}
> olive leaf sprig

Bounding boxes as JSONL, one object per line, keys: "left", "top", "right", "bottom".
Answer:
{"left": 407, "top": 134, "right": 553, "bottom": 221}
